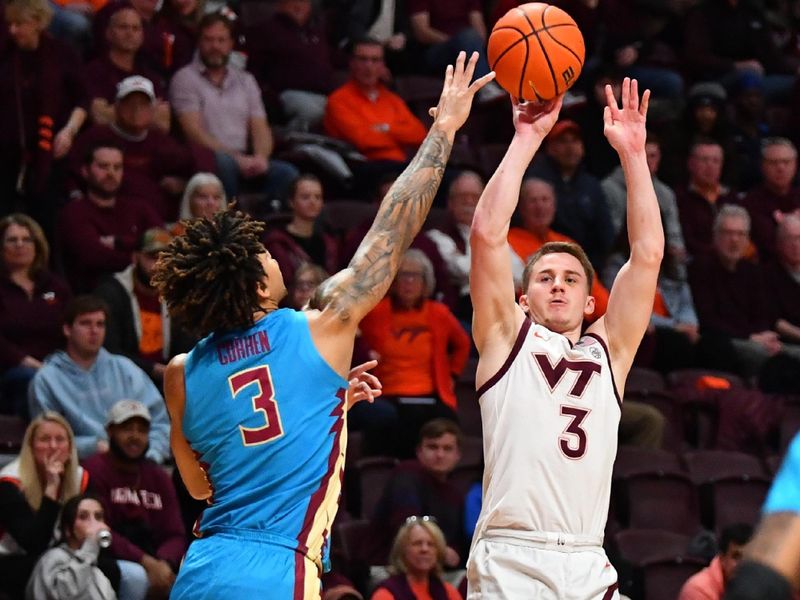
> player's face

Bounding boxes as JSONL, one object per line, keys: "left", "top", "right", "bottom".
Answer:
{"left": 64, "top": 310, "right": 107, "bottom": 357}
{"left": 416, "top": 433, "right": 460, "bottom": 478}
{"left": 720, "top": 541, "right": 745, "bottom": 581}
{"left": 402, "top": 525, "right": 438, "bottom": 575}
{"left": 258, "top": 251, "right": 287, "bottom": 306}
{"left": 32, "top": 420, "right": 71, "bottom": 468}
{"left": 520, "top": 253, "right": 593, "bottom": 333}
{"left": 109, "top": 417, "right": 150, "bottom": 461}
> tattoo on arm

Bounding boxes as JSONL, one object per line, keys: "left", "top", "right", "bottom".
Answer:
{"left": 312, "top": 130, "right": 452, "bottom": 320}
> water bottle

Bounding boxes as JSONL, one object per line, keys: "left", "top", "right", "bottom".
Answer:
{"left": 97, "top": 530, "right": 112, "bottom": 549}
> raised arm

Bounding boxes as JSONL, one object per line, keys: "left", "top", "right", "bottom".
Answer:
{"left": 470, "top": 97, "right": 562, "bottom": 355}
{"left": 311, "top": 52, "right": 493, "bottom": 331}
{"left": 588, "top": 79, "right": 663, "bottom": 384}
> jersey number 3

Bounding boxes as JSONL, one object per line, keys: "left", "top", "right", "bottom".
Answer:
{"left": 559, "top": 406, "right": 590, "bottom": 459}
{"left": 229, "top": 366, "right": 284, "bottom": 446}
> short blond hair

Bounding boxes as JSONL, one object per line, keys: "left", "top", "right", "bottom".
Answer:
{"left": 4, "top": 0, "right": 53, "bottom": 29}
{"left": 388, "top": 518, "right": 448, "bottom": 577}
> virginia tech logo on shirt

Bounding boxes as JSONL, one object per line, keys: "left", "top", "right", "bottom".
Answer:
{"left": 110, "top": 487, "right": 163, "bottom": 510}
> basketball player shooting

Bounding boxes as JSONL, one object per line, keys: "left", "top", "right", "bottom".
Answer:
{"left": 152, "top": 52, "right": 494, "bottom": 600}
{"left": 466, "top": 78, "right": 662, "bottom": 599}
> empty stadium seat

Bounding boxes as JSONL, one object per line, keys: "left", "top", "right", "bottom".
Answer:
{"left": 353, "top": 456, "right": 398, "bottom": 519}
{"left": 683, "top": 450, "right": 768, "bottom": 484}
{"left": 0, "top": 415, "right": 26, "bottom": 454}
{"left": 626, "top": 367, "right": 667, "bottom": 396}
{"left": 623, "top": 472, "right": 702, "bottom": 535}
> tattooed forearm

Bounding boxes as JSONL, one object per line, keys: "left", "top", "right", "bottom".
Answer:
{"left": 312, "top": 128, "right": 453, "bottom": 320}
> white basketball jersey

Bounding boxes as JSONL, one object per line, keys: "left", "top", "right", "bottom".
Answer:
{"left": 473, "top": 318, "right": 621, "bottom": 544}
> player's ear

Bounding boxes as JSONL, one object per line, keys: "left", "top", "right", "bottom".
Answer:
{"left": 583, "top": 294, "right": 595, "bottom": 316}
{"left": 518, "top": 293, "right": 530, "bottom": 312}
{"left": 255, "top": 280, "right": 270, "bottom": 302}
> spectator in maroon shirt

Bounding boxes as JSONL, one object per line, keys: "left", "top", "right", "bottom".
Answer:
{"left": 58, "top": 142, "right": 162, "bottom": 292}
{"left": 764, "top": 215, "right": 800, "bottom": 347}
{"left": 85, "top": 5, "right": 169, "bottom": 132}
{"left": 71, "top": 76, "right": 195, "bottom": 221}
{"left": 676, "top": 139, "right": 739, "bottom": 261}
{"left": 408, "top": 0, "right": 504, "bottom": 104}
{"left": 82, "top": 399, "right": 186, "bottom": 599}
{"left": 0, "top": 214, "right": 71, "bottom": 416}
{"left": 262, "top": 173, "right": 339, "bottom": 288}
{"left": 689, "top": 205, "right": 781, "bottom": 377}
{"left": 0, "top": 0, "right": 88, "bottom": 235}
{"left": 93, "top": 0, "right": 176, "bottom": 77}
{"left": 153, "top": 0, "right": 204, "bottom": 75}
{"left": 246, "top": 0, "right": 336, "bottom": 132}
{"left": 741, "top": 137, "right": 800, "bottom": 262}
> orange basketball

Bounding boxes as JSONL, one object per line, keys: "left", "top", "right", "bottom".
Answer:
{"left": 487, "top": 2, "right": 585, "bottom": 102}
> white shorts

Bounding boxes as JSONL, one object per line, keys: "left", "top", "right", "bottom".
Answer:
{"left": 466, "top": 533, "right": 619, "bottom": 600}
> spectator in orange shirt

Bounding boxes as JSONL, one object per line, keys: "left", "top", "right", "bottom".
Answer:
{"left": 370, "top": 517, "right": 461, "bottom": 600}
{"left": 324, "top": 37, "right": 426, "bottom": 198}
{"left": 508, "top": 177, "right": 609, "bottom": 322}
{"left": 356, "top": 249, "right": 470, "bottom": 457}
{"left": 678, "top": 523, "right": 752, "bottom": 600}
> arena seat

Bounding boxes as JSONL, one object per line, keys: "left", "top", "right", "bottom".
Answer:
{"left": 353, "top": 456, "right": 398, "bottom": 519}
{"left": 623, "top": 472, "right": 701, "bottom": 535}
{"left": 626, "top": 367, "right": 667, "bottom": 395}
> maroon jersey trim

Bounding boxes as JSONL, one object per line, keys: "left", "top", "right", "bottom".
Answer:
{"left": 477, "top": 318, "right": 532, "bottom": 398}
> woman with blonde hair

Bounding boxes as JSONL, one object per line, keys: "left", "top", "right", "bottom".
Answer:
{"left": 0, "top": 412, "right": 89, "bottom": 596}
{"left": 371, "top": 516, "right": 462, "bottom": 600}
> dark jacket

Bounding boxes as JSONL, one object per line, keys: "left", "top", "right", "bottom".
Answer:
{"left": 93, "top": 265, "right": 195, "bottom": 377}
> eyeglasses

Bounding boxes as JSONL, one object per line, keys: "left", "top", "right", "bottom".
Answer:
{"left": 405, "top": 515, "right": 437, "bottom": 526}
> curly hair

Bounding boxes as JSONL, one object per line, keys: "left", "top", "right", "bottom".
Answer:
{"left": 151, "top": 209, "right": 267, "bottom": 337}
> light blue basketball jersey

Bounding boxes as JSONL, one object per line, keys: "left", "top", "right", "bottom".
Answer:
{"left": 764, "top": 433, "right": 800, "bottom": 514}
{"left": 182, "top": 308, "right": 348, "bottom": 570}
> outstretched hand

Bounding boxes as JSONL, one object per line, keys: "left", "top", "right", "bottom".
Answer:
{"left": 603, "top": 77, "right": 650, "bottom": 156}
{"left": 511, "top": 95, "right": 563, "bottom": 139}
{"left": 428, "top": 51, "right": 496, "bottom": 133}
{"left": 346, "top": 360, "right": 383, "bottom": 409}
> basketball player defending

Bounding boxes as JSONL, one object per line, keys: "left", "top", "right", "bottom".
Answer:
{"left": 153, "top": 52, "right": 494, "bottom": 600}
{"left": 466, "top": 78, "right": 663, "bottom": 599}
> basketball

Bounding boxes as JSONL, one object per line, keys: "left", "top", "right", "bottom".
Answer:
{"left": 487, "top": 2, "right": 585, "bottom": 102}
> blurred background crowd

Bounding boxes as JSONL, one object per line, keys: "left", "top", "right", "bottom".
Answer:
{"left": 1, "top": 0, "right": 800, "bottom": 598}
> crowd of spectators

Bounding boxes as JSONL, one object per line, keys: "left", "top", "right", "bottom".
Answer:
{"left": 2, "top": 0, "right": 800, "bottom": 597}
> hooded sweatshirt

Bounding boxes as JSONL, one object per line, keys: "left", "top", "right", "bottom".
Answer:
{"left": 28, "top": 349, "right": 169, "bottom": 462}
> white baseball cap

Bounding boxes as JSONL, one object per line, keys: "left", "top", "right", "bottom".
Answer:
{"left": 116, "top": 75, "right": 156, "bottom": 101}
{"left": 107, "top": 399, "right": 151, "bottom": 425}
